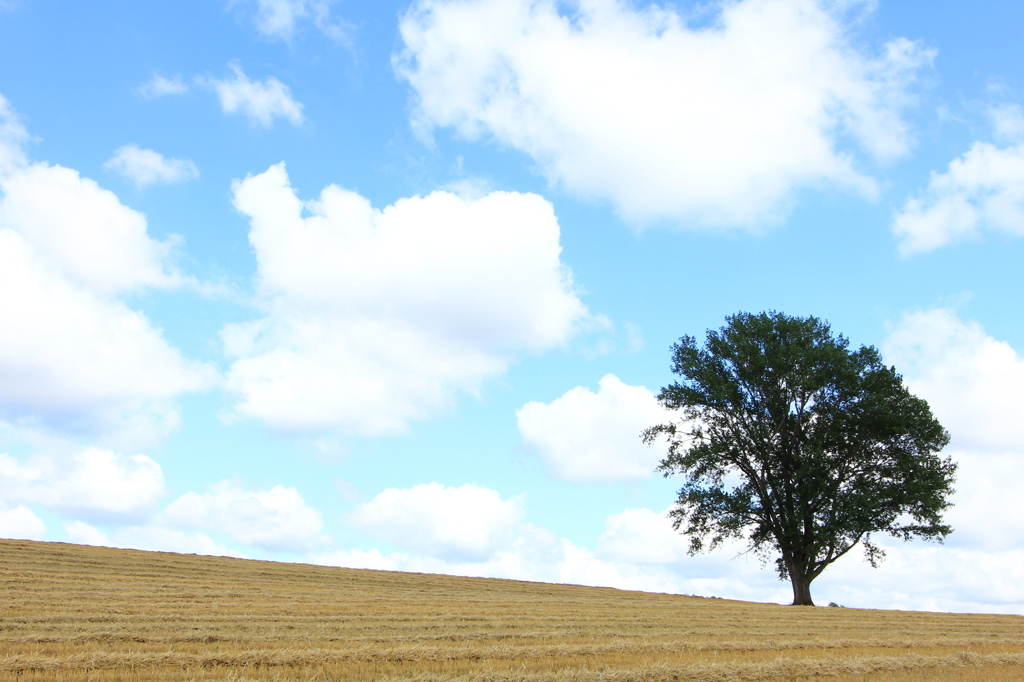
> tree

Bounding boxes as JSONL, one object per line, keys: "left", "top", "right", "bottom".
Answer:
{"left": 642, "top": 311, "right": 956, "bottom": 606}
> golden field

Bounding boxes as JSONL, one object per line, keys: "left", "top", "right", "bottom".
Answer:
{"left": 1, "top": 539, "right": 1022, "bottom": 681}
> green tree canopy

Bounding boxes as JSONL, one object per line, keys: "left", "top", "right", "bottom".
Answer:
{"left": 643, "top": 311, "right": 956, "bottom": 606}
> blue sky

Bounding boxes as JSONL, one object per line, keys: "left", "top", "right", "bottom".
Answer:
{"left": 2, "top": 0, "right": 1024, "bottom": 613}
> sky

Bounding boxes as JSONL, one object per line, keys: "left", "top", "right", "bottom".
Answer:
{"left": 1, "top": 0, "right": 1023, "bottom": 614}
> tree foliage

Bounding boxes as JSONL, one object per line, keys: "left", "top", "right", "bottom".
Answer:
{"left": 643, "top": 312, "right": 956, "bottom": 606}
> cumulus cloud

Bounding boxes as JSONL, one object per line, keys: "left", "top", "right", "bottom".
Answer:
{"left": 0, "top": 163, "right": 180, "bottom": 294}
{"left": 517, "top": 374, "right": 671, "bottom": 482}
{"left": 163, "top": 480, "right": 324, "bottom": 552}
{"left": 605, "top": 511, "right": 1024, "bottom": 613}
{"left": 201, "top": 63, "right": 304, "bottom": 127}
{"left": 349, "top": 483, "right": 525, "bottom": 562}
{"left": 940, "top": 451, "right": 1024, "bottom": 552}
{"left": 53, "top": 477, "right": 323, "bottom": 556}
{"left": 595, "top": 506, "right": 787, "bottom": 599}
{"left": 104, "top": 145, "right": 199, "bottom": 188}
{"left": 0, "top": 96, "right": 216, "bottom": 443}
{"left": 0, "top": 210, "right": 214, "bottom": 441}
{"left": 814, "top": 541, "right": 1024, "bottom": 614}
{"left": 0, "top": 505, "right": 46, "bottom": 541}
{"left": 882, "top": 308, "right": 1024, "bottom": 452}
{"left": 64, "top": 520, "right": 109, "bottom": 546}
{"left": 0, "top": 448, "right": 165, "bottom": 522}
{"left": 316, "top": 531, "right": 678, "bottom": 594}
{"left": 397, "top": 0, "right": 931, "bottom": 226}
{"left": 320, "top": 501, "right": 789, "bottom": 601}
{"left": 0, "top": 234, "right": 214, "bottom": 440}
{"left": 242, "top": 0, "right": 349, "bottom": 42}
{"left": 65, "top": 520, "right": 246, "bottom": 558}
{"left": 138, "top": 74, "right": 189, "bottom": 99}
{"left": 224, "top": 163, "right": 591, "bottom": 435}
{"left": 880, "top": 309, "right": 1024, "bottom": 567}
{"left": 322, "top": 494, "right": 1024, "bottom": 614}
{"left": 893, "top": 143, "right": 1024, "bottom": 254}
{"left": 597, "top": 507, "right": 688, "bottom": 565}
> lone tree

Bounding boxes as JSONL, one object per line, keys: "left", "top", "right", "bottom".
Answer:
{"left": 643, "top": 311, "right": 956, "bottom": 606}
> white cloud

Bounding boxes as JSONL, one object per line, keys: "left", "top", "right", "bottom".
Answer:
{"left": 65, "top": 520, "right": 246, "bottom": 558}
{"left": 201, "top": 63, "right": 304, "bottom": 127}
{"left": 48, "top": 449, "right": 165, "bottom": 518}
{"left": 224, "top": 163, "right": 591, "bottom": 435}
{"left": 517, "top": 374, "right": 671, "bottom": 482}
{"left": 882, "top": 308, "right": 1024, "bottom": 452}
{"left": 243, "top": 0, "right": 349, "bottom": 43}
{"left": 137, "top": 74, "right": 189, "bottom": 99}
{"left": 0, "top": 93, "right": 28, "bottom": 174}
{"left": 0, "top": 228, "right": 215, "bottom": 441}
{"left": 941, "top": 451, "right": 1024, "bottom": 552}
{"left": 0, "top": 505, "right": 45, "bottom": 540}
{"left": 597, "top": 507, "right": 688, "bottom": 565}
{"left": 0, "top": 447, "right": 165, "bottom": 522}
{"left": 349, "top": 483, "right": 525, "bottom": 562}
{"left": 893, "top": 142, "right": 1024, "bottom": 254}
{"left": 163, "top": 480, "right": 324, "bottom": 552}
{"left": 114, "top": 526, "right": 246, "bottom": 557}
{"left": 0, "top": 163, "right": 180, "bottom": 294}
{"left": 0, "top": 97, "right": 217, "bottom": 443}
{"left": 815, "top": 541, "right": 1024, "bottom": 614}
{"left": 314, "top": 530, "right": 651, "bottom": 591}
{"left": 595, "top": 517, "right": 1024, "bottom": 613}
{"left": 104, "top": 145, "right": 199, "bottom": 188}
{"left": 321, "top": 496, "right": 1024, "bottom": 614}
{"left": 55, "top": 477, "right": 322, "bottom": 556}
{"left": 596, "top": 506, "right": 787, "bottom": 600}
{"left": 64, "top": 520, "right": 110, "bottom": 546}
{"left": 879, "top": 308, "right": 1024, "bottom": 572}
{"left": 397, "top": 0, "right": 931, "bottom": 226}
{"left": 311, "top": 547, "right": 402, "bottom": 571}
{"left": 319, "top": 506, "right": 787, "bottom": 601}
{"left": 990, "top": 103, "right": 1024, "bottom": 143}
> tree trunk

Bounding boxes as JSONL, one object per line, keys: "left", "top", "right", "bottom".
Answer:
{"left": 789, "top": 572, "right": 815, "bottom": 606}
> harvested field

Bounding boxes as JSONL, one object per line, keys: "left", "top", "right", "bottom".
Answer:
{"left": 1, "top": 539, "right": 1022, "bottom": 681}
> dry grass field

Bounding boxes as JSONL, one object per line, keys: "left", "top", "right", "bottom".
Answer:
{"left": 1, "top": 539, "right": 1022, "bottom": 681}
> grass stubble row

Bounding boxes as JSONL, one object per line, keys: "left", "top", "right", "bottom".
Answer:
{"left": 0, "top": 540, "right": 1022, "bottom": 681}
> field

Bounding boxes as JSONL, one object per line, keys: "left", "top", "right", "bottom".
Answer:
{"left": 1, "top": 540, "right": 1023, "bottom": 681}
